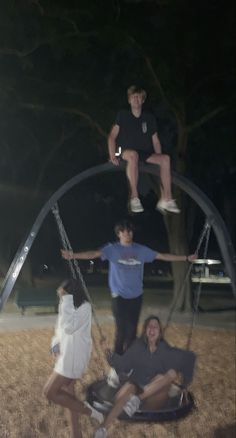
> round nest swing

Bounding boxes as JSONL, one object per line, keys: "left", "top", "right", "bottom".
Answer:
{"left": 86, "top": 378, "right": 195, "bottom": 422}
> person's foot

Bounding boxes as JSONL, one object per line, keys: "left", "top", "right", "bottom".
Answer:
{"left": 123, "top": 395, "right": 140, "bottom": 417}
{"left": 94, "top": 427, "right": 107, "bottom": 438}
{"left": 84, "top": 401, "right": 104, "bottom": 424}
{"left": 129, "top": 197, "right": 144, "bottom": 213}
{"left": 156, "top": 199, "right": 180, "bottom": 214}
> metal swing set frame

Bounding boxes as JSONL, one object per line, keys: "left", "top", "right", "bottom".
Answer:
{"left": 0, "top": 162, "right": 235, "bottom": 312}
{"left": 0, "top": 162, "right": 235, "bottom": 422}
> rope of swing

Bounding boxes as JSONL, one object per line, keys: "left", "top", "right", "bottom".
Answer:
{"left": 51, "top": 203, "right": 106, "bottom": 344}
{"left": 186, "top": 222, "right": 211, "bottom": 350}
{"left": 163, "top": 219, "right": 211, "bottom": 350}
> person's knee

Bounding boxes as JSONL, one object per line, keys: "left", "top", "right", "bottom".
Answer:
{"left": 166, "top": 369, "right": 177, "bottom": 382}
{"left": 159, "top": 154, "right": 170, "bottom": 167}
{"left": 149, "top": 153, "right": 170, "bottom": 167}
{"left": 125, "top": 382, "right": 136, "bottom": 392}
{"left": 125, "top": 150, "right": 139, "bottom": 163}
{"left": 120, "top": 382, "right": 137, "bottom": 397}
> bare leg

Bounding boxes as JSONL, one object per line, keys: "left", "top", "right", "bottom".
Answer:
{"left": 102, "top": 382, "right": 137, "bottom": 430}
{"left": 146, "top": 153, "right": 172, "bottom": 200}
{"left": 96, "top": 371, "right": 177, "bottom": 434}
{"left": 141, "top": 385, "right": 170, "bottom": 411}
{"left": 122, "top": 150, "right": 139, "bottom": 198}
{"left": 43, "top": 371, "right": 91, "bottom": 415}
{"left": 64, "top": 381, "right": 83, "bottom": 438}
{"left": 139, "top": 370, "right": 177, "bottom": 402}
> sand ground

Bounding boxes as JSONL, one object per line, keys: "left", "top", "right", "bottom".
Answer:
{"left": 0, "top": 306, "right": 235, "bottom": 438}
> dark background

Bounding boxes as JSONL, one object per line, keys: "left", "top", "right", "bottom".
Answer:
{"left": 0, "top": 0, "right": 235, "bottom": 280}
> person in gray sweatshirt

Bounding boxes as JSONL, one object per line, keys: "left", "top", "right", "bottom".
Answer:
{"left": 95, "top": 315, "right": 196, "bottom": 438}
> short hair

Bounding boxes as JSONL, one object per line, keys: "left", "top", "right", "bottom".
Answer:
{"left": 127, "top": 85, "right": 147, "bottom": 101}
{"left": 59, "top": 278, "right": 89, "bottom": 308}
{"left": 114, "top": 219, "right": 135, "bottom": 237}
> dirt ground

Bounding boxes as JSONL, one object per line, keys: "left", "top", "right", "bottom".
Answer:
{"left": 0, "top": 321, "right": 235, "bottom": 438}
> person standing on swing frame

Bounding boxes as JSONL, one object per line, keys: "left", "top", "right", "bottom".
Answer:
{"left": 62, "top": 219, "right": 197, "bottom": 356}
{"left": 108, "top": 85, "right": 180, "bottom": 214}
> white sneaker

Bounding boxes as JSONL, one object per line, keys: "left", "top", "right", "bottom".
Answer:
{"left": 156, "top": 199, "right": 168, "bottom": 214}
{"left": 94, "top": 427, "right": 107, "bottom": 438}
{"left": 123, "top": 395, "right": 140, "bottom": 417}
{"left": 156, "top": 199, "right": 180, "bottom": 214}
{"left": 129, "top": 197, "right": 144, "bottom": 213}
{"left": 93, "top": 401, "right": 112, "bottom": 413}
{"left": 84, "top": 401, "right": 104, "bottom": 424}
{"left": 166, "top": 199, "right": 181, "bottom": 213}
{"left": 106, "top": 367, "right": 120, "bottom": 388}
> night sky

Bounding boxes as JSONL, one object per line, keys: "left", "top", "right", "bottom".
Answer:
{"left": 0, "top": 0, "right": 235, "bottom": 276}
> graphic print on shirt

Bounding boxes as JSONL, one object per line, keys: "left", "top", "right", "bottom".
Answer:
{"left": 118, "top": 252, "right": 142, "bottom": 266}
{"left": 142, "top": 121, "right": 147, "bottom": 133}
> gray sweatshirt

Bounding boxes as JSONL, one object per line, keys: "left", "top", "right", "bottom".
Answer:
{"left": 108, "top": 338, "right": 196, "bottom": 387}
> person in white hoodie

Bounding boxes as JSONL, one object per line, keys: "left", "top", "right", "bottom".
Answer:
{"left": 43, "top": 279, "right": 103, "bottom": 438}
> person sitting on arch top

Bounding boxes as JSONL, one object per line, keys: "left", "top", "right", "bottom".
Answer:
{"left": 108, "top": 85, "right": 180, "bottom": 214}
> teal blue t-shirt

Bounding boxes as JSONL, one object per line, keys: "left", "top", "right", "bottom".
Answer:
{"left": 101, "top": 242, "right": 157, "bottom": 299}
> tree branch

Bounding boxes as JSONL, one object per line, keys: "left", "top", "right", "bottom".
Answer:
{"left": 0, "top": 9, "right": 96, "bottom": 58}
{"left": 34, "top": 125, "right": 78, "bottom": 194}
{"left": 126, "top": 34, "right": 169, "bottom": 103}
{"left": 126, "top": 32, "right": 183, "bottom": 120}
{"left": 187, "top": 105, "right": 227, "bottom": 132}
{"left": 19, "top": 102, "right": 108, "bottom": 138}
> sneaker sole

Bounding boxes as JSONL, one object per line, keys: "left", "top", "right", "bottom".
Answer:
{"left": 156, "top": 206, "right": 181, "bottom": 214}
{"left": 156, "top": 206, "right": 167, "bottom": 215}
{"left": 165, "top": 208, "right": 181, "bottom": 214}
{"left": 93, "top": 401, "right": 111, "bottom": 413}
{"left": 130, "top": 208, "right": 144, "bottom": 213}
{"left": 128, "top": 205, "right": 144, "bottom": 214}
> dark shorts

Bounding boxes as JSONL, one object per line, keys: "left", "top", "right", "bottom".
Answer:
{"left": 121, "top": 149, "right": 153, "bottom": 162}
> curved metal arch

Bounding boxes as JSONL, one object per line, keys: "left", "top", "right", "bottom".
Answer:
{"left": 0, "top": 162, "right": 235, "bottom": 310}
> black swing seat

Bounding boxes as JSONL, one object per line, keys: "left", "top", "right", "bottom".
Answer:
{"left": 86, "top": 378, "right": 195, "bottom": 422}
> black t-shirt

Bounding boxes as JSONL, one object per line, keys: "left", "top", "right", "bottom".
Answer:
{"left": 115, "top": 109, "right": 157, "bottom": 153}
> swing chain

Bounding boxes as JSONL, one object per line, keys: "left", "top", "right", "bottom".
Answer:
{"left": 195, "top": 221, "right": 211, "bottom": 255}
{"left": 186, "top": 222, "right": 211, "bottom": 350}
{"left": 51, "top": 203, "right": 106, "bottom": 342}
{"left": 163, "top": 219, "right": 211, "bottom": 339}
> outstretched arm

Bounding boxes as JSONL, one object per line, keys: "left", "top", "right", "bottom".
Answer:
{"left": 61, "top": 249, "right": 102, "bottom": 260}
{"left": 156, "top": 253, "right": 197, "bottom": 262}
{"left": 108, "top": 124, "right": 120, "bottom": 165}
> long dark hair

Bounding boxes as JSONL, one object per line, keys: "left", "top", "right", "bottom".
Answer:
{"left": 141, "top": 315, "right": 163, "bottom": 346}
{"left": 60, "top": 278, "right": 89, "bottom": 308}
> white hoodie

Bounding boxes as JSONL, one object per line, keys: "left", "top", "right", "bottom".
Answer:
{"left": 52, "top": 294, "right": 92, "bottom": 379}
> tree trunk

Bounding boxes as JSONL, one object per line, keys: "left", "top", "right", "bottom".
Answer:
{"left": 165, "top": 112, "right": 192, "bottom": 311}
{"left": 164, "top": 199, "right": 191, "bottom": 311}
